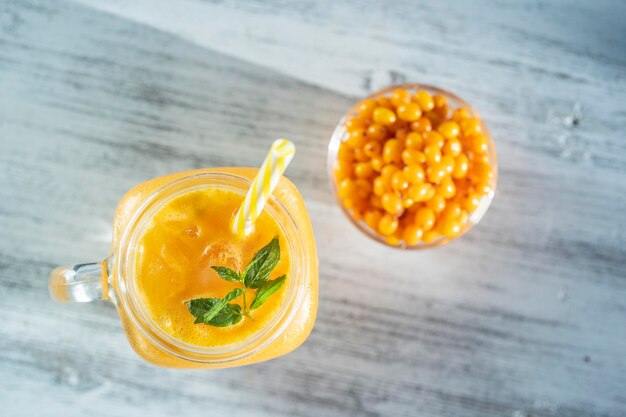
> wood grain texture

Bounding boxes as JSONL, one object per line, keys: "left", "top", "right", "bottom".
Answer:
{"left": 1, "top": 0, "right": 625, "bottom": 416}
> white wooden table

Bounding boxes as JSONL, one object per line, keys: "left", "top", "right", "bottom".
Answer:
{"left": 1, "top": 1, "right": 625, "bottom": 416}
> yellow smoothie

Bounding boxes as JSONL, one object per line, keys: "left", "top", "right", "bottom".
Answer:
{"left": 135, "top": 188, "right": 290, "bottom": 347}
{"left": 111, "top": 167, "right": 318, "bottom": 368}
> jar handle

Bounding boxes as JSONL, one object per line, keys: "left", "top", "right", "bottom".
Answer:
{"left": 49, "top": 259, "right": 111, "bottom": 303}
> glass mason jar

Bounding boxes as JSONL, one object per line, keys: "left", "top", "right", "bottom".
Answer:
{"left": 327, "top": 83, "right": 498, "bottom": 249}
{"left": 49, "top": 168, "right": 318, "bottom": 368}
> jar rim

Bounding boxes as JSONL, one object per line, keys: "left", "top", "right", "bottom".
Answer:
{"left": 115, "top": 172, "right": 308, "bottom": 363}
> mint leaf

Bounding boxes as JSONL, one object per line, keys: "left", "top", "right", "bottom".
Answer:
{"left": 205, "top": 303, "right": 243, "bottom": 327}
{"left": 186, "top": 288, "right": 243, "bottom": 325}
{"left": 250, "top": 275, "right": 286, "bottom": 310}
{"left": 243, "top": 237, "right": 280, "bottom": 289}
{"left": 210, "top": 266, "right": 241, "bottom": 283}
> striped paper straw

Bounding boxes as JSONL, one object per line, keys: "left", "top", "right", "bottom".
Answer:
{"left": 233, "top": 139, "right": 296, "bottom": 237}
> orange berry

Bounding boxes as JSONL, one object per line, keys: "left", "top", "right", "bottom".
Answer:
{"left": 437, "top": 121, "right": 460, "bottom": 140}
{"left": 410, "top": 117, "right": 432, "bottom": 133}
{"left": 370, "top": 195, "right": 383, "bottom": 209}
{"left": 414, "top": 91, "right": 435, "bottom": 112}
{"left": 366, "top": 124, "right": 388, "bottom": 141}
{"left": 426, "top": 163, "right": 447, "bottom": 184}
{"left": 469, "top": 161, "right": 494, "bottom": 184}
{"left": 405, "top": 132, "right": 424, "bottom": 150}
{"left": 357, "top": 99, "right": 377, "bottom": 119}
{"left": 373, "top": 176, "right": 388, "bottom": 196}
{"left": 381, "top": 164, "right": 400, "bottom": 180}
{"left": 345, "top": 117, "right": 366, "bottom": 132}
{"left": 401, "top": 148, "right": 419, "bottom": 165}
{"left": 403, "top": 224, "right": 424, "bottom": 246}
{"left": 378, "top": 214, "right": 399, "bottom": 236}
{"left": 386, "top": 234, "right": 402, "bottom": 246}
{"left": 408, "top": 183, "right": 434, "bottom": 202}
{"left": 436, "top": 177, "right": 456, "bottom": 199}
{"left": 354, "top": 162, "right": 373, "bottom": 179}
{"left": 395, "top": 128, "right": 409, "bottom": 142}
{"left": 373, "top": 107, "right": 397, "bottom": 126}
{"left": 473, "top": 181, "right": 493, "bottom": 197}
{"left": 469, "top": 133, "right": 489, "bottom": 154}
{"left": 382, "top": 139, "right": 403, "bottom": 164}
{"left": 376, "top": 97, "right": 394, "bottom": 109}
{"left": 364, "top": 209, "right": 383, "bottom": 229}
{"left": 346, "top": 129, "right": 366, "bottom": 148}
{"left": 396, "top": 102, "right": 422, "bottom": 122}
{"left": 390, "top": 88, "right": 412, "bottom": 107}
{"left": 440, "top": 202, "right": 461, "bottom": 221}
{"left": 452, "top": 154, "right": 469, "bottom": 179}
{"left": 391, "top": 171, "right": 409, "bottom": 191}
{"left": 442, "top": 138, "right": 462, "bottom": 156}
{"left": 337, "top": 143, "right": 354, "bottom": 162}
{"left": 370, "top": 156, "right": 385, "bottom": 172}
{"left": 426, "top": 195, "right": 446, "bottom": 214}
{"left": 403, "top": 165, "right": 425, "bottom": 183}
{"left": 334, "top": 159, "right": 353, "bottom": 180}
{"left": 460, "top": 118, "right": 482, "bottom": 137}
{"left": 452, "top": 108, "right": 471, "bottom": 121}
{"left": 422, "top": 230, "right": 440, "bottom": 243}
{"left": 433, "top": 94, "right": 448, "bottom": 109}
{"left": 382, "top": 192, "right": 404, "bottom": 215}
{"left": 415, "top": 207, "right": 436, "bottom": 231}
{"left": 354, "top": 148, "right": 369, "bottom": 162}
{"left": 338, "top": 178, "right": 357, "bottom": 199}
{"left": 462, "top": 193, "right": 481, "bottom": 212}
{"left": 424, "top": 131, "right": 445, "bottom": 148}
{"left": 424, "top": 145, "right": 441, "bottom": 165}
{"left": 440, "top": 155, "right": 455, "bottom": 174}
{"left": 355, "top": 178, "right": 372, "bottom": 199}
{"left": 363, "top": 140, "right": 381, "bottom": 157}
{"left": 439, "top": 219, "right": 462, "bottom": 238}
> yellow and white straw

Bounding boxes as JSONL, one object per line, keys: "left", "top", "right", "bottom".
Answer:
{"left": 233, "top": 139, "right": 296, "bottom": 237}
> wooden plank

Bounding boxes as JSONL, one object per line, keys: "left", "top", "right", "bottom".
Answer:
{"left": 0, "top": 1, "right": 625, "bottom": 416}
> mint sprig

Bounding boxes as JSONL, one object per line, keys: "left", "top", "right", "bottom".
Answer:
{"left": 185, "top": 237, "right": 286, "bottom": 327}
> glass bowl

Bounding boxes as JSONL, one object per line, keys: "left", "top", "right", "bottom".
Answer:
{"left": 327, "top": 83, "right": 498, "bottom": 249}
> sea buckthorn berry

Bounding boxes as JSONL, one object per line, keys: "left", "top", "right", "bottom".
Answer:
{"left": 469, "top": 133, "right": 489, "bottom": 154}
{"left": 354, "top": 148, "right": 369, "bottom": 162}
{"left": 410, "top": 117, "right": 432, "bottom": 133}
{"left": 443, "top": 138, "right": 462, "bottom": 156}
{"left": 394, "top": 128, "right": 408, "bottom": 142}
{"left": 373, "top": 176, "right": 388, "bottom": 196}
{"left": 338, "top": 144, "right": 354, "bottom": 162}
{"left": 440, "top": 202, "right": 461, "bottom": 221}
{"left": 424, "top": 131, "right": 445, "bottom": 148}
{"left": 414, "top": 151, "right": 426, "bottom": 164}
{"left": 459, "top": 210, "right": 469, "bottom": 225}
{"left": 346, "top": 129, "right": 366, "bottom": 148}
{"left": 403, "top": 164, "right": 425, "bottom": 183}
{"left": 440, "top": 155, "right": 455, "bottom": 174}
{"left": 469, "top": 161, "right": 494, "bottom": 183}
{"left": 462, "top": 193, "right": 481, "bottom": 212}
{"left": 391, "top": 171, "right": 409, "bottom": 191}
{"left": 436, "top": 177, "right": 456, "bottom": 199}
{"left": 424, "top": 184, "right": 436, "bottom": 200}
{"left": 426, "top": 163, "right": 447, "bottom": 184}
{"left": 452, "top": 108, "right": 471, "bottom": 121}
{"left": 366, "top": 123, "right": 388, "bottom": 141}
{"left": 370, "top": 195, "right": 383, "bottom": 209}
{"left": 355, "top": 179, "right": 372, "bottom": 199}
{"left": 414, "top": 91, "right": 435, "bottom": 112}
{"left": 382, "top": 192, "right": 404, "bottom": 215}
{"left": 364, "top": 209, "right": 383, "bottom": 230}
{"left": 357, "top": 99, "right": 377, "bottom": 119}
{"left": 460, "top": 118, "right": 482, "bottom": 136}
{"left": 433, "top": 95, "right": 448, "bottom": 109}
{"left": 405, "top": 132, "right": 424, "bottom": 150}
{"left": 376, "top": 97, "right": 394, "bottom": 109}
{"left": 338, "top": 178, "right": 357, "bottom": 199}
{"left": 373, "top": 107, "right": 397, "bottom": 126}
{"left": 473, "top": 181, "right": 493, "bottom": 197}
{"left": 370, "top": 156, "right": 385, "bottom": 172}
{"left": 335, "top": 159, "right": 353, "bottom": 180}
{"left": 439, "top": 219, "right": 462, "bottom": 238}
{"left": 386, "top": 234, "right": 402, "bottom": 246}
{"left": 473, "top": 153, "right": 491, "bottom": 165}
{"left": 345, "top": 117, "right": 366, "bottom": 132}
{"left": 383, "top": 139, "right": 402, "bottom": 164}
{"left": 378, "top": 214, "right": 399, "bottom": 236}
{"left": 401, "top": 148, "right": 419, "bottom": 165}
{"left": 381, "top": 164, "right": 400, "bottom": 180}
{"left": 435, "top": 104, "right": 451, "bottom": 120}
{"left": 396, "top": 102, "right": 422, "bottom": 122}
{"left": 415, "top": 207, "right": 436, "bottom": 231}
{"left": 424, "top": 145, "right": 441, "bottom": 165}
{"left": 402, "top": 195, "right": 415, "bottom": 209}
{"left": 354, "top": 162, "right": 374, "bottom": 179}
{"left": 426, "top": 194, "right": 446, "bottom": 214}
{"left": 452, "top": 154, "right": 469, "bottom": 179}
{"left": 391, "top": 88, "right": 412, "bottom": 107}
{"left": 437, "top": 121, "right": 460, "bottom": 140}
{"left": 363, "top": 141, "right": 381, "bottom": 157}
{"left": 422, "top": 230, "right": 440, "bottom": 243}
{"left": 403, "top": 224, "right": 424, "bottom": 246}
{"left": 409, "top": 183, "right": 434, "bottom": 202}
